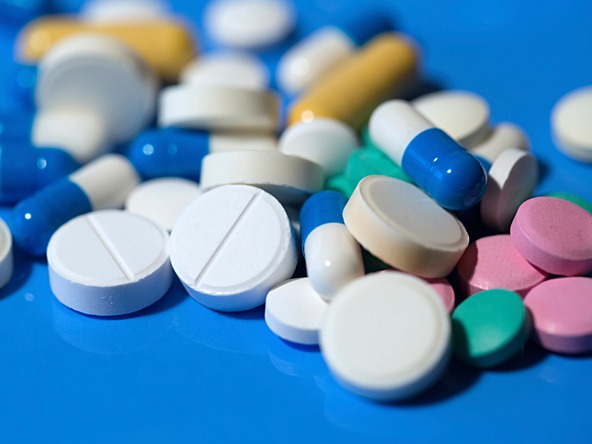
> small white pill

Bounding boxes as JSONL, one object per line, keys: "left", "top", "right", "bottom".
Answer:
{"left": 200, "top": 150, "right": 324, "bottom": 205}
{"left": 170, "top": 185, "right": 298, "bottom": 312}
{"left": 279, "top": 118, "right": 358, "bottom": 177}
{"left": 320, "top": 272, "right": 451, "bottom": 402}
{"left": 470, "top": 122, "right": 529, "bottom": 163}
{"left": 47, "top": 210, "right": 172, "bottom": 316}
{"left": 180, "top": 52, "right": 269, "bottom": 90}
{"left": 265, "top": 278, "right": 329, "bottom": 345}
{"left": 343, "top": 176, "right": 469, "bottom": 278}
{"left": 81, "top": 0, "right": 169, "bottom": 23}
{"left": 125, "top": 178, "right": 202, "bottom": 232}
{"left": 0, "top": 218, "right": 13, "bottom": 289}
{"left": 551, "top": 86, "right": 592, "bottom": 162}
{"left": 205, "top": 0, "right": 295, "bottom": 49}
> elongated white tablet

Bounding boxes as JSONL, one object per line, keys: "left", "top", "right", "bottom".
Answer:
{"left": 265, "top": 278, "right": 329, "bottom": 345}
{"left": 412, "top": 90, "right": 492, "bottom": 149}
{"left": 0, "top": 218, "right": 13, "bottom": 289}
{"left": 343, "top": 176, "right": 469, "bottom": 278}
{"left": 170, "top": 185, "right": 298, "bottom": 312}
{"left": 47, "top": 210, "right": 172, "bottom": 316}
{"left": 320, "top": 272, "right": 451, "bottom": 401}
{"left": 125, "top": 178, "right": 202, "bottom": 232}
{"left": 481, "top": 147, "right": 539, "bottom": 232}
{"left": 551, "top": 86, "right": 592, "bottom": 162}
{"left": 158, "top": 84, "right": 278, "bottom": 132}
{"left": 81, "top": 0, "right": 169, "bottom": 22}
{"left": 200, "top": 151, "right": 324, "bottom": 204}
{"left": 470, "top": 122, "right": 529, "bottom": 163}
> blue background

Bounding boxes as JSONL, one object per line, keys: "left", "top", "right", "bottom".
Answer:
{"left": 1, "top": 0, "right": 592, "bottom": 442}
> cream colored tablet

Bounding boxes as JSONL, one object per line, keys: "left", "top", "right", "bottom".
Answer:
{"left": 0, "top": 218, "right": 13, "bottom": 289}
{"left": 551, "top": 86, "right": 592, "bottom": 162}
{"left": 343, "top": 176, "right": 469, "bottom": 278}
{"left": 470, "top": 122, "right": 529, "bottom": 163}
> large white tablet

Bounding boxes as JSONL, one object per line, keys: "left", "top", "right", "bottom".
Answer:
{"left": 551, "top": 86, "right": 592, "bottom": 162}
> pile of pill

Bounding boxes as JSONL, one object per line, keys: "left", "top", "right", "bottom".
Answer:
{"left": 1, "top": 0, "right": 592, "bottom": 403}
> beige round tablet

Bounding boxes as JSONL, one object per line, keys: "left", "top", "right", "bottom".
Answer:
{"left": 470, "top": 122, "right": 529, "bottom": 163}
{"left": 551, "top": 86, "right": 592, "bottom": 162}
{"left": 343, "top": 176, "right": 469, "bottom": 278}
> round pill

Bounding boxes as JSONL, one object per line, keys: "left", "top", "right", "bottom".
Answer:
{"left": 551, "top": 86, "right": 592, "bottom": 162}
{"left": 452, "top": 289, "right": 531, "bottom": 368}
{"left": 265, "top": 278, "right": 329, "bottom": 345}
{"left": 200, "top": 150, "right": 324, "bottom": 205}
{"left": 170, "top": 185, "right": 298, "bottom": 312}
{"left": 524, "top": 277, "right": 592, "bottom": 354}
{"left": 158, "top": 84, "right": 278, "bottom": 132}
{"left": 343, "top": 176, "right": 469, "bottom": 278}
{"left": 470, "top": 122, "right": 529, "bottom": 163}
{"left": 545, "top": 191, "right": 592, "bottom": 214}
{"left": 423, "top": 277, "right": 456, "bottom": 313}
{"left": 0, "top": 218, "right": 13, "bottom": 289}
{"left": 320, "top": 272, "right": 451, "bottom": 401}
{"left": 125, "top": 178, "right": 202, "bottom": 232}
{"left": 510, "top": 197, "right": 592, "bottom": 276}
{"left": 456, "top": 235, "right": 548, "bottom": 298}
{"left": 204, "top": 0, "right": 295, "bottom": 49}
{"left": 47, "top": 210, "right": 172, "bottom": 316}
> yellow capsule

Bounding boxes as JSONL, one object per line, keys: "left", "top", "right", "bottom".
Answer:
{"left": 288, "top": 33, "right": 418, "bottom": 129}
{"left": 17, "top": 16, "right": 196, "bottom": 82}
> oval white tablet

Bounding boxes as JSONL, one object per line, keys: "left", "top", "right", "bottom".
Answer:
{"left": 0, "top": 218, "right": 13, "bottom": 289}
{"left": 320, "top": 272, "right": 451, "bottom": 401}
{"left": 81, "top": 0, "right": 169, "bottom": 22}
{"left": 158, "top": 84, "right": 278, "bottom": 132}
{"left": 470, "top": 122, "right": 529, "bottom": 163}
{"left": 47, "top": 210, "right": 172, "bottom": 316}
{"left": 125, "top": 178, "right": 202, "bottom": 232}
{"left": 265, "top": 278, "right": 329, "bottom": 345}
{"left": 170, "top": 185, "right": 298, "bottom": 312}
{"left": 343, "top": 176, "right": 469, "bottom": 278}
{"left": 551, "top": 86, "right": 592, "bottom": 162}
{"left": 200, "top": 150, "right": 325, "bottom": 204}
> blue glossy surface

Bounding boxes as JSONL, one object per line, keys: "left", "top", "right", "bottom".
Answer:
{"left": 300, "top": 190, "right": 347, "bottom": 249}
{"left": 1, "top": 0, "right": 592, "bottom": 443}
{"left": 338, "top": 9, "right": 392, "bottom": 46}
{"left": 0, "top": 110, "right": 34, "bottom": 142}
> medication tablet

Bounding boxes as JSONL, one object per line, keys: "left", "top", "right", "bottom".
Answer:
{"left": 170, "top": 185, "right": 298, "bottom": 312}
{"left": 209, "top": 133, "right": 277, "bottom": 153}
{"left": 81, "top": 0, "right": 169, "bottom": 23}
{"left": 47, "top": 210, "right": 172, "bottom": 316}
{"left": 180, "top": 52, "right": 268, "bottom": 90}
{"left": 204, "top": 0, "right": 295, "bottom": 49}
{"left": 343, "top": 176, "right": 469, "bottom": 278}
{"left": 423, "top": 277, "right": 455, "bottom": 313}
{"left": 545, "top": 192, "right": 592, "bottom": 214}
{"left": 456, "top": 235, "right": 547, "bottom": 298}
{"left": 470, "top": 122, "right": 529, "bottom": 163}
{"left": 524, "top": 277, "right": 592, "bottom": 354}
{"left": 279, "top": 118, "right": 358, "bottom": 177}
{"left": 412, "top": 90, "right": 492, "bottom": 149}
{"left": 480, "top": 147, "right": 539, "bottom": 232}
{"left": 125, "top": 178, "right": 202, "bottom": 232}
{"left": 510, "top": 197, "right": 592, "bottom": 276}
{"left": 320, "top": 272, "right": 451, "bottom": 401}
{"left": 265, "top": 278, "right": 329, "bottom": 345}
{"left": 551, "top": 86, "right": 592, "bottom": 162}
{"left": 343, "top": 145, "right": 412, "bottom": 186}
{"left": 0, "top": 218, "right": 13, "bottom": 289}
{"left": 159, "top": 84, "right": 278, "bottom": 132}
{"left": 452, "top": 289, "right": 531, "bottom": 368}
{"left": 200, "top": 151, "right": 324, "bottom": 205}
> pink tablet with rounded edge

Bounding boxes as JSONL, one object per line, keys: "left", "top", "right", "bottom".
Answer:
{"left": 456, "top": 234, "right": 547, "bottom": 298}
{"left": 510, "top": 197, "right": 592, "bottom": 276}
{"left": 524, "top": 277, "right": 592, "bottom": 354}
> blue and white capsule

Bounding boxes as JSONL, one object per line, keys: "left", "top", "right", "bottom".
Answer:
{"left": 300, "top": 190, "right": 364, "bottom": 300}
{"left": 369, "top": 100, "right": 487, "bottom": 211}
{"left": 10, "top": 154, "right": 139, "bottom": 256}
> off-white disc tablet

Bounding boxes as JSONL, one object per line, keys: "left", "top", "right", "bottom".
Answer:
{"left": 47, "top": 210, "right": 172, "bottom": 316}
{"left": 343, "top": 176, "right": 469, "bottom": 278}
{"left": 158, "top": 84, "right": 278, "bottom": 132}
{"left": 0, "top": 218, "right": 13, "bottom": 289}
{"left": 551, "top": 86, "right": 592, "bottom": 162}
{"left": 200, "top": 151, "right": 324, "bottom": 204}
{"left": 412, "top": 90, "right": 492, "bottom": 149}
{"left": 125, "top": 178, "right": 202, "bottom": 232}
{"left": 170, "top": 185, "right": 298, "bottom": 312}
{"left": 320, "top": 272, "right": 451, "bottom": 401}
{"left": 265, "top": 278, "right": 329, "bottom": 345}
{"left": 36, "top": 34, "right": 158, "bottom": 143}
{"left": 470, "top": 122, "right": 529, "bottom": 163}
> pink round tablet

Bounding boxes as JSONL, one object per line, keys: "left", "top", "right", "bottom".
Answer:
{"left": 456, "top": 235, "right": 547, "bottom": 298}
{"left": 423, "top": 277, "right": 456, "bottom": 313}
{"left": 510, "top": 197, "right": 592, "bottom": 276}
{"left": 524, "top": 277, "right": 592, "bottom": 354}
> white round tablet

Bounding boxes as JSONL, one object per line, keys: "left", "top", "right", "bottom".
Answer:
{"left": 180, "top": 52, "right": 269, "bottom": 90}
{"left": 47, "top": 210, "right": 172, "bottom": 316}
{"left": 265, "top": 278, "right": 329, "bottom": 345}
{"left": 158, "top": 84, "right": 278, "bottom": 132}
{"left": 125, "top": 178, "right": 202, "bottom": 232}
{"left": 470, "top": 122, "right": 529, "bottom": 163}
{"left": 412, "top": 90, "right": 492, "bottom": 149}
{"left": 200, "top": 150, "right": 325, "bottom": 205}
{"left": 81, "top": 0, "right": 169, "bottom": 23}
{"left": 343, "top": 176, "right": 469, "bottom": 278}
{"left": 170, "top": 185, "right": 298, "bottom": 312}
{"left": 320, "top": 272, "right": 451, "bottom": 402}
{"left": 205, "top": 0, "right": 295, "bottom": 49}
{"left": 0, "top": 218, "right": 13, "bottom": 289}
{"left": 551, "top": 86, "right": 592, "bottom": 162}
